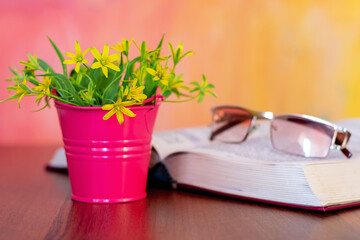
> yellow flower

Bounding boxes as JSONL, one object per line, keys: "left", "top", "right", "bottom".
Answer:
{"left": 146, "top": 64, "right": 171, "bottom": 86}
{"left": 167, "top": 74, "right": 189, "bottom": 98}
{"left": 169, "top": 74, "right": 184, "bottom": 89}
{"left": 111, "top": 41, "right": 126, "bottom": 53}
{"left": 63, "top": 41, "right": 90, "bottom": 73}
{"left": 80, "top": 91, "right": 89, "bottom": 101}
{"left": 19, "top": 53, "right": 40, "bottom": 75}
{"left": 15, "top": 76, "right": 30, "bottom": 105}
{"left": 128, "top": 83, "right": 147, "bottom": 103}
{"left": 33, "top": 73, "right": 52, "bottom": 102}
{"left": 102, "top": 98, "right": 136, "bottom": 124}
{"left": 111, "top": 39, "right": 132, "bottom": 56}
{"left": 91, "top": 44, "right": 121, "bottom": 78}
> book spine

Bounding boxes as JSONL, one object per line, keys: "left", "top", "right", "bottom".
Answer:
{"left": 147, "top": 162, "right": 177, "bottom": 188}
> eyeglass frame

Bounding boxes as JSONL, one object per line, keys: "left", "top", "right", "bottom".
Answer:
{"left": 209, "top": 105, "right": 352, "bottom": 158}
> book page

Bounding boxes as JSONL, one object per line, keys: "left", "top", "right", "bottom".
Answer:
{"left": 151, "top": 127, "right": 210, "bottom": 160}
{"left": 304, "top": 160, "right": 360, "bottom": 206}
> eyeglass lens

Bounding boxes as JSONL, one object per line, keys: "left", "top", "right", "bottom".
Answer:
{"left": 270, "top": 116, "right": 335, "bottom": 158}
{"left": 210, "top": 107, "right": 253, "bottom": 143}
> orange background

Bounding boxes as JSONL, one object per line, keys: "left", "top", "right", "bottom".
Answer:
{"left": 1, "top": 0, "right": 360, "bottom": 145}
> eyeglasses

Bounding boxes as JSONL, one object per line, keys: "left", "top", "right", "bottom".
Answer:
{"left": 210, "top": 106, "right": 352, "bottom": 158}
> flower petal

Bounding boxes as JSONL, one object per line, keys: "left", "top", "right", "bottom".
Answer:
{"left": 102, "top": 66, "right": 108, "bottom": 78}
{"left": 65, "top": 52, "right": 76, "bottom": 58}
{"left": 91, "top": 47, "right": 102, "bottom": 60}
{"left": 63, "top": 59, "right": 76, "bottom": 64}
{"left": 103, "top": 109, "right": 115, "bottom": 120}
{"left": 75, "top": 41, "right": 82, "bottom": 55}
{"left": 83, "top": 48, "right": 90, "bottom": 56}
{"left": 106, "top": 62, "right": 120, "bottom": 72}
{"left": 110, "top": 43, "right": 119, "bottom": 51}
{"left": 116, "top": 112, "right": 124, "bottom": 124}
{"left": 146, "top": 68, "right": 156, "bottom": 76}
{"left": 18, "top": 93, "right": 26, "bottom": 106}
{"left": 102, "top": 104, "right": 114, "bottom": 110}
{"left": 75, "top": 63, "right": 81, "bottom": 73}
{"left": 134, "top": 94, "right": 147, "bottom": 102}
{"left": 91, "top": 62, "right": 101, "bottom": 69}
{"left": 161, "top": 79, "right": 168, "bottom": 86}
{"left": 121, "top": 100, "right": 136, "bottom": 106}
{"left": 163, "top": 74, "right": 171, "bottom": 80}
{"left": 120, "top": 106, "right": 136, "bottom": 117}
{"left": 103, "top": 44, "right": 109, "bottom": 58}
{"left": 156, "top": 64, "right": 161, "bottom": 71}
{"left": 108, "top": 53, "right": 121, "bottom": 62}
{"left": 135, "top": 86, "right": 145, "bottom": 92}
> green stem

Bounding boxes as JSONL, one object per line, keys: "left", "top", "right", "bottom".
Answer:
{"left": 163, "top": 95, "right": 198, "bottom": 103}
{"left": 83, "top": 64, "right": 96, "bottom": 80}
{"left": 43, "top": 92, "right": 75, "bottom": 105}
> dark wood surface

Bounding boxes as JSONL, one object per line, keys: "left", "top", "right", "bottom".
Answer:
{"left": 2, "top": 146, "right": 360, "bottom": 240}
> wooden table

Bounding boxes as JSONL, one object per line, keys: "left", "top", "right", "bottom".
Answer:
{"left": 1, "top": 146, "right": 360, "bottom": 240}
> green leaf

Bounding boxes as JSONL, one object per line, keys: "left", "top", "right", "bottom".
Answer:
{"left": 47, "top": 36, "right": 67, "bottom": 76}
{"left": 38, "top": 59, "right": 55, "bottom": 73}
{"left": 155, "top": 34, "right": 165, "bottom": 58}
{"left": 26, "top": 53, "right": 39, "bottom": 69}
{"left": 157, "top": 34, "right": 165, "bottom": 50}
{"left": 51, "top": 73, "right": 85, "bottom": 105}
{"left": 19, "top": 82, "right": 31, "bottom": 92}
{"left": 75, "top": 72, "right": 83, "bottom": 85}
{"left": 0, "top": 93, "right": 22, "bottom": 103}
{"left": 168, "top": 42, "right": 175, "bottom": 57}
{"left": 189, "top": 88, "right": 199, "bottom": 93}
{"left": 162, "top": 89, "right": 172, "bottom": 98}
{"left": 197, "top": 93, "right": 205, "bottom": 103}
{"left": 32, "top": 101, "right": 51, "bottom": 112}
{"left": 7, "top": 86, "right": 17, "bottom": 91}
{"left": 140, "top": 41, "right": 146, "bottom": 59}
{"left": 27, "top": 77, "right": 39, "bottom": 86}
{"left": 9, "top": 67, "right": 20, "bottom": 77}
{"left": 202, "top": 74, "right": 207, "bottom": 83}
{"left": 102, "top": 65, "right": 127, "bottom": 104}
{"left": 175, "top": 43, "right": 183, "bottom": 61}
{"left": 206, "top": 90, "right": 217, "bottom": 98}
{"left": 190, "top": 81, "right": 200, "bottom": 87}
{"left": 19, "top": 61, "right": 35, "bottom": 69}
{"left": 143, "top": 72, "right": 158, "bottom": 98}
{"left": 123, "top": 57, "right": 140, "bottom": 81}
{"left": 178, "top": 51, "right": 194, "bottom": 62}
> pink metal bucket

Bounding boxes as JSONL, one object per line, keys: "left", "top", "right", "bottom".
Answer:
{"left": 54, "top": 96, "right": 162, "bottom": 203}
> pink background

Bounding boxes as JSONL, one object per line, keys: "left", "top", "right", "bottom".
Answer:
{"left": 1, "top": 0, "right": 360, "bottom": 145}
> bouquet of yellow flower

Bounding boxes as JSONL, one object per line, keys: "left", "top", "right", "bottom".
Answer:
{"left": 1, "top": 36, "right": 216, "bottom": 124}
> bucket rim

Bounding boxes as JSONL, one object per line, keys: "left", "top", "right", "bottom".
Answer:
{"left": 54, "top": 98, "right": 161, "bottom": 111}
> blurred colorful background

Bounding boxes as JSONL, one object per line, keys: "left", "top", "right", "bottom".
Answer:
{"left": 1, "top": 0, "right": 360, "bottom": 145}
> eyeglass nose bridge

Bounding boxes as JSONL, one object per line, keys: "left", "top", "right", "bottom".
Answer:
{"left": 244, "top": 111, "right": 274, "bottom": 140}
{"left": 250, "top": 110, "right": 274, "bottom": 120}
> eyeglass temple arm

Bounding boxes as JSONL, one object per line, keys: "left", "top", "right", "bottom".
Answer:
{"left": 334, "top": 130, "right": 352, "bottom": 158}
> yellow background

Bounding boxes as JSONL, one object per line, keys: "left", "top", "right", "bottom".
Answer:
{"left": 1, "top": 0, "right": 360, "bottom": 145}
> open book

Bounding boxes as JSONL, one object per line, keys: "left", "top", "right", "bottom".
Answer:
{"left": 48, "top": 119, "right": 360, "bottom": 211}
{"left": 150, "top": 119, "right": 360, "bottom": 211}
